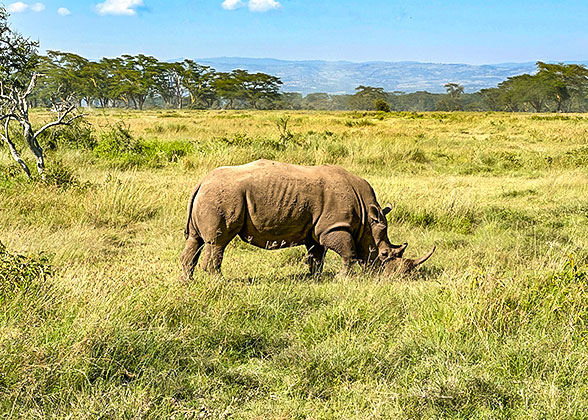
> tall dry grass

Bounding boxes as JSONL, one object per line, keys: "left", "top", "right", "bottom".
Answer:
{"left": 1, "top": 109, "right": 587, "bottom": 418}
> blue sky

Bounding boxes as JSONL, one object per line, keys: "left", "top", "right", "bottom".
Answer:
{"left": 6, "top": 0, "right": 588, "bottom": 64}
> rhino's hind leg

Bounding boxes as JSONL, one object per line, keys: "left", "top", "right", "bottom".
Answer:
{"left": 306, "top": 242, "right": 326, "bottom": 277}
{"left": 196, "top": 208, "right": 243, "bottom": 276}
{"left": 320, "top": 230, "right": 357, "bottom": 277}
{"left": 181, "top": 236, "right": 204, "bottom": 281}
{"left": 199, "top": 243, "right": 226, "bottom": 274}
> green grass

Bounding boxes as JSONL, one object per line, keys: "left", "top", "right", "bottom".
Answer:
{"left": 1, "top": 110, "right": 588, "bottom": 418}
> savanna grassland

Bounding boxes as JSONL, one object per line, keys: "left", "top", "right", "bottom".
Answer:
{"left": 1, "top": 109, "right": 588, "bottom": 419}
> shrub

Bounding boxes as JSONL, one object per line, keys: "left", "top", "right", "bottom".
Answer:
{"left": 41, "top": 120, "right": 97, "bottom": 151}
{"left": 275, "top": 116, "right": 294, "bottom": 147}
{"left": 0, "top": 241, "right": 52, "bottom": 303}
{"left": 94, "top": 123, "right": 143, "bottom": 159}
{"left": 0, "top": 163, "right": 24, "bottom": 182}
{"left": 142, "top": 140, "right": 193, "bottom": 163}
{"left": 374, "top": 99, "right": 391, "bottom": 113}
{"left": 94, "top": 123, "right": 192, "bottom": 168}
{"left": 40, "top": 160, "right": 85, "bottom": 190}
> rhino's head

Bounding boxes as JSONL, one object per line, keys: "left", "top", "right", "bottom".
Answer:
{"left": 382, "top": 246, "right": 436, "bottom": 275}
{"left": 368, "top": 204, "right": 406, "bottom": 262}
{"left": 368, "top": 203, "right": 436, "bottom": 274}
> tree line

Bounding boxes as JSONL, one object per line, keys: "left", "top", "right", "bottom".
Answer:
{"left": 480, "top": 62, "right": 588, "bottom": 112}
{"left": 4, "top": 3, "right": 588, "bottom": 114}
{"left": 31, "top": 51, "right": 283, "bottom": 110}
{"left": 30, "top": 51, "right": 588, "bottom": 113}
{"left": 342, "top": 65, "right": 588, "bottom": 113}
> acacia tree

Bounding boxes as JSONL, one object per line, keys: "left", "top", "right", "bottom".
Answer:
{"left": 214, "top": 71, "right": 244, "bottom": 109}
{"left": 240, "top": 71, "right": 282, "bottom": 109}
{"left": 347, "top": 86, "right": 388, "bottom": 110}
{"left": 153, "top": 61, "right": 188, "bottom": 108}
{"left": 536, "top": 62, "right": 588, "bottom": 112}
{"left": 497, "top": 74, "right": 551, "bottom": 112}
{"left": 44, "top": 51, "right": 90, "bottom": 105}
{"left": 109, "top": 55, "right": 158, "bottom": 109}
{"left": 183, "top": 60, "right": 217, "bottom": 108}
{"left": 444, "top": 82, "right": 464, "bottom": 99}
{"left": 0, "top": 7, "right": 83, "bottom": 177}
{"left": 435, "top": 82, "right": 465, "bottom": 111}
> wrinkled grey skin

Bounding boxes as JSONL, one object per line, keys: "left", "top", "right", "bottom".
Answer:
{"left": 180, "top": 160, "right": 434, "bottom": 280}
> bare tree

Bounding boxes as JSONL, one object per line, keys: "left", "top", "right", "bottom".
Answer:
{"left": 0, "top": 7, "right": 84, "bottom": 178}
{"left": 1, "top": 74, "right": 84, "bottom": 178}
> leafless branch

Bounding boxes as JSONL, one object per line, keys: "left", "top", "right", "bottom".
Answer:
{"left": 0, "top": 113, "right": 17, "bottom": 121}
{"left": 33, "top": 102, "right": 86, "bottom": 141}
{"left": 0, "top": 89, "right": 16, "bottom": 102}
{"left": 23, "top": 73, "right": 43, "bottom": 99}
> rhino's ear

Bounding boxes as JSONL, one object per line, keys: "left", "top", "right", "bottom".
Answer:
{"left": 382, "top": 203, "right": 393, "bottom": 216}
{"left": 368, "top": 204, "right": 382, "bottom": 224}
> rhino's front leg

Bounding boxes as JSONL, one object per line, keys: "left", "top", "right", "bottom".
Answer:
{"left": 320, "top": 230, "right": 356, "bottom": 277}
{"left": 306, "top": 242, "right": 326, "bottom": 277}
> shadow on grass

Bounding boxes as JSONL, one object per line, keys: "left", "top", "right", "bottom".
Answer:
{"left": 223, "top": 265, "right": 444, "bottom": 284}
{"left": 226, "top": 271, "right": 334, "bottom": 285}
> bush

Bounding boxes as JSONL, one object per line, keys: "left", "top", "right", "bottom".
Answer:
{"left": 94, "top": 123, "right": 143, "bottom": 158}
{"left": 0, "top": 241, "right": 52, "bottom": 303}
{"left": 0, "top": 163, "right": 24, "bottom": 183}
{"left": 142, "top": 140, "right": 192, "bottom": 163}
{"left": 94, "top": 123, "right": 193, "bottom": 168}
{"left": 42, "top": 120, "right": 97, "bottom": 151}
{"left": 374, "top": 99, "right": 391, "bottom": 112}
{"left": 40, "top": 160, "right": 85, "bottom": 190}
{"left": 275, "top": 116, "right": 294, "bottom": 148}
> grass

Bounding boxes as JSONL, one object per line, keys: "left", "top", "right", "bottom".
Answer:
{"left": 1, "top": 109, "right": 588, "bottom": 418}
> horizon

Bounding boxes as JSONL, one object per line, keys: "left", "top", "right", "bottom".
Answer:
{"left": 6, "top": 0, "right": 588, "bottom": 65}
{"left": 192, "top": 57, "right": 588, "bottom": 66}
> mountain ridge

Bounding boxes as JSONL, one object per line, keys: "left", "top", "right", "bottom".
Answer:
{"left": 187, "top": 57, "right": 588, "bottom": 95}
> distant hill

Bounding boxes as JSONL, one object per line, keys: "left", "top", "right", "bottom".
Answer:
{"left": 194, "top": 57, "right": 588, "bottom": 95}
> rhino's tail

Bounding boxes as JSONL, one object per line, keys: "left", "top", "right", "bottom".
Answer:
{"left": 184, "top": 182, "right": 202, "bottom": 240}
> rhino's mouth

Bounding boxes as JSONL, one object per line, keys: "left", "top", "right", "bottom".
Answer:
{"left": 382, "top": 246, "right": 436, "bottom": 274}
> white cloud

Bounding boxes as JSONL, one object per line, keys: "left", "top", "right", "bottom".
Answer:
{"left": 222, "top": 0, "right": 243, "bottom": 10}
{"left": 30, "top": 2, "right": 45, "bottom": 12}
{"left": 57, "top": 7, "right": 71, "bottom": 16}
{"left": 7, "top": 2, "right": 28, "bottom": 13}
{"left": 248, "top": 0, "right": 280, "bottom": 12}
{"left": 222, "top": 0, "right": 280, "bottom": 12}
{"left": 96, "top": 0, "right": 143, "bottom": 16}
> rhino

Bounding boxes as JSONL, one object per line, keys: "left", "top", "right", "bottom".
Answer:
{"left": 181, "top": 160, "right": 435, "bottom": 280}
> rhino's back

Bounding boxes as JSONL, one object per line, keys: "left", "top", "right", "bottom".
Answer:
{"left": 194, "top": 160, "right": 369, "bottom": 247}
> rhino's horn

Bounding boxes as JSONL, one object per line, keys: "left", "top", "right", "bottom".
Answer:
{"left": 410, "top": 246, "right": 436, "bottom": 267}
